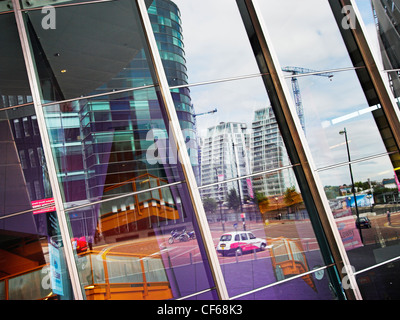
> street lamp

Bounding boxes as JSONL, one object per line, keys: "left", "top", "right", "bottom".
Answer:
{"left": 214, "top": 167, "right": 225, "bottom": 231}
{"left": 339, "top": 128, "right": 363, "bottom": 243}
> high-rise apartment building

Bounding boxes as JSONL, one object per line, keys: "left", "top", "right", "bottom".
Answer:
{"left": 250, "top": 107, "right": 295, "bottom": 197}
{"left": 200, "top": 122, "right": 251, "bottom": 204}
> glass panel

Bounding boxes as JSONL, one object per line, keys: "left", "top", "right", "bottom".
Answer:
{"left": 233, "top": 266, "right": 339, "bottom": 300}
{"left": 318, "top": 155, "right": 400, "bottom": 271}
{"left": 43, "top": 87, "right": 187, "bottom": 209}
{"left": 283, "top": 69, "right": 390, "bottom": 169}
{"left": 0, "top": 212, "right": 73, "bottom": 300}
{"left": 147, "top": 0, "right": 188, "bottom": 87}
{"left": 257, "top": 0, "right": 354, "bottom": 70}
{"left": 0, "top": 13, "right": 33, "bottom": 109}
{"left": 25, "top": 0, "right": 156, "bottom": 103}
{"left": 179, "top": 77, "right": 278, "bottom": 186}
{"left": 366, "top": 0, "right": 400, "bottom": 99}
{"left": 169, "top": 0, "right": 261, "bottom": 84}
{"left": 356, "top": 259, "right": 400, "bottom": 300}
{"left": 199, "top": 171, "right": 327, "bottom": 298}
{"left": 0, "top": 106, "right": 54, "bottom": 217}
{"left": 65, "top": 183, "right": 217, "bottom": 300}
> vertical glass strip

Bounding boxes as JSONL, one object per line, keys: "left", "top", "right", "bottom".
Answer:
{"left": 137, "top": 0, "right": 229, "bottom": 300}
{"left": 11, "top": 0, "right": 84, "bottom": 299}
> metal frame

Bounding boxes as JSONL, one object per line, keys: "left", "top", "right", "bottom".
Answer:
{"left": 136, "top": 0, "right": 229, "bottom": 300}
{"left": 9, "top": 0, "right": 399, "bottom": 301}
{"left": 236, "top": 0, "right": 362, "bottom": 300}
{"left": 11, "top": 0, "right": 84, "bottom": 299}
{"left": 329, "top": 0, "right": 400, "bottom": 146}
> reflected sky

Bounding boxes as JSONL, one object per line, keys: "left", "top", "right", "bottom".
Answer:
{"left": 172, "top": 0, "right": 396, "bottom": 186}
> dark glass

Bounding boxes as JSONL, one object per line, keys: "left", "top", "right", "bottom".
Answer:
{"left": 64, "top": 183, "right": 217, "bottom": 300}
{"left": 43, "top": 87, "right": 186, "bottom": 208}
{"left": 0, "top": 13, "right": 33, "bottom": 109}
{"left": 0, "top": 106, "right": 54, "bottom": 217}
{"left": 25, "top": 0, "right": 155, "bottom": 103}
{"left": 199, "top": 170, "right": 327, "bottom": 298}
{"left": 233, "top": 266, "right": 339, "bottom": 300}
{"left": 0, "top": 212, "right": 73, "bottom": 300}
{"left": 356, "top": 259, "right": 400, "bottom": 299}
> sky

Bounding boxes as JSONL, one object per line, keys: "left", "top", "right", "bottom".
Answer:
{"left": 172, "top": 0, "right": 395, "bottom": 187}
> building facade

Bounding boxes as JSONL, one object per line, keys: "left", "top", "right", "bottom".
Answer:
{"left": 200, "top": 122, "right": 251, "bottom": 206}
{"left": 1, "top": 0, "right": 400, "bottom": 301}
{"left": 250, "top": 106, "right": 296, "bottom": 197}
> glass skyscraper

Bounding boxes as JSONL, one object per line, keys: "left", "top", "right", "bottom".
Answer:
{"left": 1, "top": 0, "right": 400, "bottom": 302}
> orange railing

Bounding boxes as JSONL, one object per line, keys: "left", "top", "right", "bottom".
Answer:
{"left": 0, "top": 249, "right": 172, "bottom": 300}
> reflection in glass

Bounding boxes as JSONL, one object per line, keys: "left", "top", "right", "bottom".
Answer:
{"left": 176, "top": 77, "right": 275, "bottom": 188}
{"left": 356, "top": 258, "right": 400, "bottom": 299}
{"left": 43, "top": 87, "right": 187, "bottom": 207}
{"left": 318, "top": 155, "right": 400, "bottom": 270}
{"left": 0, "top": 212, "right": 73, "bottom": 300}
{"left": 25, "top": 0, "right": 154, "bottom": 102}
{"left": 257, "top": 0, "right": 354, "bottom": 70}
{"left": 0, "top": 13, "right": 32, "bottom": 109}
{"left": 65, "top": 183, "right": 216, "bottom": 300}
{"left": 233, "top": 266, "right": 338, "bottom": 300}
{"left": 370, "top": 0, "right": 400, "bottom": 99}
{"left": 0, "top": 106, "right": 54, "bottom": 217}
{"left": 199, "top": 170, "right": 326, "bottom": 298}
{"left": 171, "top": 0, "right": 260, "bottom": 83}
{"left": 284, "top": 69, "right": 398, "bottom": 170}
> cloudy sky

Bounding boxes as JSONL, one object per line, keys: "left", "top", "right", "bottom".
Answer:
{"left": 172, "top": 0, "right": 395, "bottom": 186}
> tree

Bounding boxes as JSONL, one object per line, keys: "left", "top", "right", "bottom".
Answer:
{"left": 256, "top": 192, "right": 269, "bottom": 214}
{"left": 203, "top": 197, "right": 217, "bottom": 214}
{"left": 227, "top": 188, "right": 240, "bottom": 211}
{"left": 284, "top": 186, "right": 302, "bottom": 214}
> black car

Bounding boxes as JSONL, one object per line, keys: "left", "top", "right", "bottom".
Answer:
{"left": 356, "top": 217, "right": 372, "bottom": 229}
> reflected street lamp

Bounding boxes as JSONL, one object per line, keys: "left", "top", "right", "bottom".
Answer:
{"left": 340, "top": 128, "right": 363, "bottom": 243}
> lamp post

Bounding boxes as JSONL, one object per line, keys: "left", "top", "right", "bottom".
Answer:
{"left": 339, "top": 128, "right": 363, "bottom": 243}
{"left": 214, "top": 167, "right": 225, "bottom": 231}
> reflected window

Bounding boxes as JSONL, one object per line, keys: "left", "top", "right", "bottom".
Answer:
{"left": 0, "top": 212, "right": 73, "bottom": 300}
{"left": 66, "top": 183, "right": 216, "bottom": 300}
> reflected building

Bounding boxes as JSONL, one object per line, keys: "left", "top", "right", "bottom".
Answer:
{"left": 200, "top": 122, "right": 251, "bottom": 203}
{"left": 2, "top": 0, "right": 400, "bottom": 302}
{"left": 251, "top": 107, "right": 295, "bottom": 197}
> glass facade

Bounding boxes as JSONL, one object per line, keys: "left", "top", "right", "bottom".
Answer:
{"left": 1, "top": 0, "right": 400, "bottom": 301}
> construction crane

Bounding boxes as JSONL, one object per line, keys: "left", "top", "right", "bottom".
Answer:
{"left": 282, "top": 66, "right": 333, "bottom": 135}
{"left": 194, "top": 108, "right": 218, "bottom": 118}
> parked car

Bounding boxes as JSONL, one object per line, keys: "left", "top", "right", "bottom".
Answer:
{"left": 216, "top": 231, "right": 267, "bottom": 256}
{"left": 355, "top": 216, "right": 371, "bottom": 229}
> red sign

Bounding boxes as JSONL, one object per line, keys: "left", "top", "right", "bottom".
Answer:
{"left": 31, "top": 198, "right": 56, "bottom": 214}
